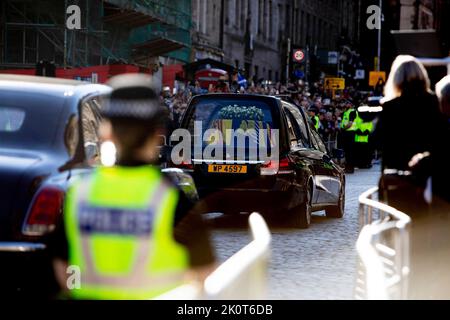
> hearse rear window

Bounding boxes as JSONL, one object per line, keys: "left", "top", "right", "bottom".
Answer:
{"left": 186, "top": 98, "right": 277, "bottom": 147}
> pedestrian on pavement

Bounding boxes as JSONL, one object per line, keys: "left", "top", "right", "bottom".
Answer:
{"left": 50, "top": 74, "right": 215, "bottom": 300}
{"left": 340, "top": 100, "right": 358, "bottom": 173}
{"left": 402, "top": 75, "right": 450, "bottom": 300}
{"left": 373, "top": 55, "right": 442, "bottom": 214}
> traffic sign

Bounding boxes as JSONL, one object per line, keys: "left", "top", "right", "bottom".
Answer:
{"left": 355, "top": 69, "right": 365, "bottom": 80}
{"left": 293, "top": 49, "right": 306, "bottom": 63}
{"left": 369, "top": 71, "right": 386, "bottom": 87}
{"left": 324, "top": 77, "right": 345, "bottom": 90}
{"left": 294, "top": 70, "right": 305, "bottom": 79}
{"left": 328, "top": 51, "right": 339, "bottom": 64}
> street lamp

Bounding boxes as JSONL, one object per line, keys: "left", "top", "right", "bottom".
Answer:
{"left": 377, "top": 0, "right": 383, "bottom": 72}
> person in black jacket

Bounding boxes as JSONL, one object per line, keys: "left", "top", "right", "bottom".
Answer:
{"left": 374, "top": 55, "right": 441, "bottom": 171}
{"left": 433, "top": 75, "right": 450, "bottom": 205}
{"left": 402, "top": 75, "right": 450, "bottom": 299}
{"left": 372, "top": 55, "right": 442, "bottom": 213}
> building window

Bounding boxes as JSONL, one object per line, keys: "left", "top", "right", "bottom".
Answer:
{"left": 245, "top": 62, "right": 251, "bottom": 79}
{"left": 195, "top": 0, "right": 201, "bottom": 32}
{"left": 268, "top": 69, "right": 272, "bottom": 81}
{"left": 258, "top": 0, "right": 264, "bottom": 35}
{"left": 306, "top": 13, "right": 310, "bottom": 45}
{"left": 312, "top": 15, "right": 316, "bottom": 46}
{"left": 318, "top": 19, "right": 322, "bottom": 47}
{"left": 301, "top": 10, "right": 305, "bottom": 46}
{"left": 285, "top": 5, "right": 291, "bottom": 38}
{"left": 269, "top": 0, "right": 273, "bottom": 40}
{"left": 202, "top": 0, "right": 207, "bottom": 34}
{"left": 235, "top": 0, "right": 240, "bottom": 29}
{"left": 264, "top": 0, "right": 268, "bottom": 40}
{"left": 241, "top": 0, "right": 247, "bottom": 31}
{"left": 213, "top": 4, "right": 216, "bottom": 31}
{"left": 278, "top": 4, "right": 283, "bottom": 34}
{"left": 254, "top": 65, "right": 259, "bottom": 81}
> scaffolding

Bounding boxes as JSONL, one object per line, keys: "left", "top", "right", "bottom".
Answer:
{"left": 0, "top": 0, "right": 192, "bottom": 70}
{"left": 0, "top": 0, "right": 103, "bottom": 68}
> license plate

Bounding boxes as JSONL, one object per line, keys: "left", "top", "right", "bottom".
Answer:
{"left": 207, "top": 164, "right": 247, "bottom": 174}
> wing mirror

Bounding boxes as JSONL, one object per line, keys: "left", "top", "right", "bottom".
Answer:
{"left": 157, "top": 135, "right": 173, "bottom": 165}
{"left": 323, "top": 154, "right": 332, "bottom": 163}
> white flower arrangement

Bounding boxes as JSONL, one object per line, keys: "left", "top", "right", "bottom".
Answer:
{"left": 218, "top": 104, "right": 264, "bottom": 120}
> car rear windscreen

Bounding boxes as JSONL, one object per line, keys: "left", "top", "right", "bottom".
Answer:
{"left": 0, "top": 97, "right": 65, "bottom": 150}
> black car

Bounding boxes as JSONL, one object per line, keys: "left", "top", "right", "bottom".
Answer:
{"left": 170, "top": 94, "right": 345, "bottom": 228}
{"left": 0, "top": 75, "right": 200, "bottom": 297}
{"left": 0, "top": 75, "right": 111, "bottom": 296}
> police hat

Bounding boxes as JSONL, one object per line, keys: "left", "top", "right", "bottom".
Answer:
{"left": 344, "top": 100, "right": 354, "bottom": 107}
{"left": 103, "top": 74, "right": 165, "bottom": 121}
{"left": 308, "top": 106, "right": 319, "bottom": 113}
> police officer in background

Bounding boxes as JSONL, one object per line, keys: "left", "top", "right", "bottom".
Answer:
{"left": 354, "top": 110, "right": 374, "bottom": 169}
{"left": 50, "top": 74, "right": 215, "bottom": 300}
{"left": 308, "top": 106, "right": 320, "bottom": 131}
{"left": 340, "top": 100, "right": 358, "bottom": 173}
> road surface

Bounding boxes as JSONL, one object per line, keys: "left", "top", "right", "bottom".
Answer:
{"left": 206, "top": 165, "right": 381, "bottom": 299}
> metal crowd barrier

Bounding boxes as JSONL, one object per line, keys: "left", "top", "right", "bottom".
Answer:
{"left": 324, "top": 139, "right": 338, "bottom": 153}
{"left": 355, "top": 187, "right": 411, "bottom": 300}
{"left": 156, "top": 212, "right": 271, "bottom": 300}
{"left": 417, "top": 57, "right": 450, "bottom": 75}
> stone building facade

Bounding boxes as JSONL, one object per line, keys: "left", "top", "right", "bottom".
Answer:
{"left": 191, "top": 0, "right": 359, "bottom": 83}
{"left": 191, "top": 0, "right": 225, "bottom": 61}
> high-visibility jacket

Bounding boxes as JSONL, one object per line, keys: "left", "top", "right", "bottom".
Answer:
{"left": 64, "top": 166, "right": 189, "bottom": 300}
{"left": 355, "top": 118, "right": 374, "bottom": 143}
{"left": 313, "top": 115, "right": 320, "bottom": 130}
{"left": 341, "top": 109, "right": 358, "bottom": 131}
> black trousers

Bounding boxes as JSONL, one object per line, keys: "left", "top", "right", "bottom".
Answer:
{"left": 354, "top": 141, "right": 372, "bottom": 168}
{"left": 342, "top": 131, "right": 355, "bottom": 167}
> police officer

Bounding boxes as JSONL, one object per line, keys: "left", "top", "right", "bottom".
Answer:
{"left": 308, "top": 106, "right": 320, "bottom": 131}
{"left": 50, "top": 74, "right": 215, "bottom": 300}
{"left": 340, "top": 100, "right": 358, "bottom": 173}
{"left": 354, "top": 112, "right": 374, "bottom": 169}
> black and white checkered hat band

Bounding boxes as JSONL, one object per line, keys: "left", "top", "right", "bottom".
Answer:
{"left": 102, "top": 99, "right": 164, "bottom": 119}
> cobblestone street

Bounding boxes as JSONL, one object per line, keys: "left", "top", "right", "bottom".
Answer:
{"left": 208, "top": 165, "right": 381, "bottom": 299}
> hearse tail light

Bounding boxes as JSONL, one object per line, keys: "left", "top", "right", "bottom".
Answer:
{"left": 174, "top": 161, "right": 194, "bottom": 171}
{"left": 23, "top": 187, "right": 64, "bottom": 236}
{"left": 260, "top": 157, "right": 293, "bottom": 176}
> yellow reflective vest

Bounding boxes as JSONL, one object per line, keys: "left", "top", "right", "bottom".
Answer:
{"left": 341, "top": 109, "right": 358, "bottom": 131}
{"left": 355, "top": 118, "right": 374, "bottom": 143}
{"left": 313, "top": 115, "right": 320, "bottom": 130}
{"left": 64, "top": 166, "right": 189, "bottom": 300}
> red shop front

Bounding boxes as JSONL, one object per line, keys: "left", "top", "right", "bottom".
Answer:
{"left": 0, "top": 64, "right": 152, "bottom": 83}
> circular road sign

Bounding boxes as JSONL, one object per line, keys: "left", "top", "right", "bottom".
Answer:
{"left": 293, "top": 50, "right": 305, "bottom": 63}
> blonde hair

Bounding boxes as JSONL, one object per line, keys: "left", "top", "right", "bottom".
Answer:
{"left": 383, "top": 55, "right": 431, "bottom": 103}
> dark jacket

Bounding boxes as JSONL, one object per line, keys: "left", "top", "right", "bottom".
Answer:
{"left": 432, "top": 116, "right": 450, "bottom": 202}
{"left": 373, "top": 92, "right": 441, "bottom": 171}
